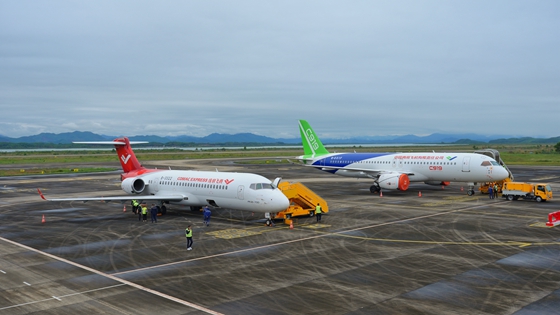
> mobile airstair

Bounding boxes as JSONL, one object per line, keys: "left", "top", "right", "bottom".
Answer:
{"left": 274, "top": 182, "right": 328, "bottom": 225}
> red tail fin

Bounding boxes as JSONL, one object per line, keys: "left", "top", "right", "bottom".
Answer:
{"left": 113, "top": 137, "right": 144, "bottom": 173}
{"left": 73, "top": 138, "right": 155, "bottom": 180}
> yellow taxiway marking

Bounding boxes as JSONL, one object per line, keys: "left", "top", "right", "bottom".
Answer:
{"left": 112, "top": 202, "right": 560, "bottom": 278}
{"left": 301, "top": 223, "right": 331, "bottom": 229}
{"left": 318, "top": 231, "right": 538, "bottom": 248}
{"left": 529, "top": 222, "right": 554, "bottom": 228}
{"left": 463, "top": 211, "right": 543, "bottom": 220}
{"left": 206, "top": 229, "right": 262, "bottom": 239}
{"left": 422, "top": 196, "right": 481, "bottom": 207}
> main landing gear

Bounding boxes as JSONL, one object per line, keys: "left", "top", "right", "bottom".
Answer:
{"left": 370, "top": 185, "right": 380, "bottom": 194}
{"left": 466, "top": 183, "right": 476, "bottom": 196}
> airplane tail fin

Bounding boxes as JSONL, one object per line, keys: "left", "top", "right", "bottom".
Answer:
{"left": 298, "top": 120, "right": 330, "bottom": 158}
{"left": 74, "top": 138, "right": 147, "bottom": 174}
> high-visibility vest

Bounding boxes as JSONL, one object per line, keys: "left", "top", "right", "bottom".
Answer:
{"left": 185, "top": 228, "right": 193, "bottom": 238}
{"left": 315, "top": 205, "right": 322, "bottom": 214}
{"left": 132, "top": 200, "right": 139, "bottom": 207}
{"left": 141, "top": 206, "right": 148, "bottom": 214}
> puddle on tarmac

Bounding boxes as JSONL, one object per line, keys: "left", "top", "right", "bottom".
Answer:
{"left": 497, "top": 248, "right": 560, "bottom": 271}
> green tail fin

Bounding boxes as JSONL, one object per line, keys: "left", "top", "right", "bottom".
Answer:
{"left": 298, "top": 120, "right": 330, "bottom": 158}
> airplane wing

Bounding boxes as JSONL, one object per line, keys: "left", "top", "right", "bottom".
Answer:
{"left": 303, "top": 164, "right": 416, "bottom": 176}
{"left": 37, "top": 189, "right": 184, "bottom": 203}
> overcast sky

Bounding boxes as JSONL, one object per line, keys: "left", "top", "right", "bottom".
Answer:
{"left": 1, "top": 1, "right": 559, "bottom": 139}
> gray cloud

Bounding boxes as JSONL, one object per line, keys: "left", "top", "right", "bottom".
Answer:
{"left": 1, "top": 1, "right": 559, "bottom": 139}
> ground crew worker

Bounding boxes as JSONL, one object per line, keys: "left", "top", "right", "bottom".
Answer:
{"left": 185, "top": 225, "right": 193, "bottom": 250}
{"left": 150, "top": 203, "right": 158, "bottom": 223}
{"left": 131, "top": 199, "right": 139, "bottom": 214}
{"left": 488, "top": 184, "right": 493, "bottom": 199}
{"left": 315, "top": 203, "right": 322, "bottom": 223}
{"left": 137, "top": 202, "right": 143, "bottom": 221}
{"left": 494, "top": 183, "right": 499, "bottom": 199}
{"left": 141, "top": 204, "right": 148, "bottom": 222}
{"left": 203, "top": 206, "right": 211, "bottom": 226}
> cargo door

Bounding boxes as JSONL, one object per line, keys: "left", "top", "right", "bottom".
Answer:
{"left": 462, "top": 157, "right": 471, "bottom": 172}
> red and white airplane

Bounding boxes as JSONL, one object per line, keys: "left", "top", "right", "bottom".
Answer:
{"left": 38, "top": 137, "right": 290, "bottom": 214}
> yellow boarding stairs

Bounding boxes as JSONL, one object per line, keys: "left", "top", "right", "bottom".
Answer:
{"left": 273, "top": 181, "right": 328, "bottom": 225}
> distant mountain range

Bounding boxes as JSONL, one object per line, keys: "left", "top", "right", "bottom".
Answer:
{"left": 0, "top": 131, "right": 559, "bottom": 146}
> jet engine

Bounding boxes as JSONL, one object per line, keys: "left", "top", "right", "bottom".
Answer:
{"left": 378, "top": 173, "right": 410, "bottom": 191}
{"left": 424, "top": 181, "right": 450, "bottom": 186}
{"left": 121, "top": 177, "right": 146, "bottom": 194}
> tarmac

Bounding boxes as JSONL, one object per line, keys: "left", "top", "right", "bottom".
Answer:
{"left": 1, "top": 159, "right": 560, "bottom": 315}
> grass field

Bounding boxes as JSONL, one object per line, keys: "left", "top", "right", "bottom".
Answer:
{"left": 0, "top": 144, "right": 558, "bottom": 177}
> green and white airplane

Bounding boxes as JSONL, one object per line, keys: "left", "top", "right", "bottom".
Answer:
{"left": 297, "top": 120, "right": 509, "bottom": 196}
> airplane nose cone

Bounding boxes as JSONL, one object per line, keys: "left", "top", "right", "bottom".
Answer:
{"left": 273, "top": 192, "right": 290, "bottom": 212}
{"left": 498, "top": 167, "right": 510, "bottom": 180}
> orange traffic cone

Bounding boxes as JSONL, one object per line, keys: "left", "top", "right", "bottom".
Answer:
{"left": 461, "top": 187, "right": 464, "bottom": 191}
{"left": 123, "top": 205, "right": 127, "bottom": 212}
{"left": 379, "top": 190, "right": 383, "bottom": 197}
{"left": 418, "top": 191, "right": 422, "bottom": 197}
{"left": 442, "top": 185, "right": 445, "bottom": 190}
{"left": 41, "top": 214, "right": 46, "bottom": 224}
{"left": 289, "top": 221, "right": 294, "bottom": 229}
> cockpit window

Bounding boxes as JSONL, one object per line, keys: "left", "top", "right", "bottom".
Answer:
{"left": 249, "top": 183, "right": 274, "bottom": 190}
{"left": 481, "top": 161, "right": 492, "bottom": 166}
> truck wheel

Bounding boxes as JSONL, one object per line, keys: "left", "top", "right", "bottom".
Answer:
{"left": 536, "top": 196, "right": 543, "bottom": 202}
{"left": 467, "top": 190, "right": 474, "bottom": 196}
{"left": 507, "top": 195, "right": 514, "bottom": 201}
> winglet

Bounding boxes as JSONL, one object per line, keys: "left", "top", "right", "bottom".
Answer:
{"left": 298, "top": 120, "right": 330, "bottom": 158}
{"left": 37, "top": 188, "right": 47, "bottom": 200}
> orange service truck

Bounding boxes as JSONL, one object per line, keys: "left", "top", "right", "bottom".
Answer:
{"left": 501, "top": 182, "right": 552, "bottom": 202}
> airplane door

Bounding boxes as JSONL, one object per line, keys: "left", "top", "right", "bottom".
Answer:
{"left": 462, "top": 157, "right": 471, "bottom": 172}
{"left": 152, "top": 178, "right": 159, "bottom": 193}
{"left": 237, "top": 185, "right": 244, "bottom": 200}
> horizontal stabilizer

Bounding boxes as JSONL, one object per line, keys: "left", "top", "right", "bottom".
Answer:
{"left": 73, "top": 141, "right": 148, "bottom": 145}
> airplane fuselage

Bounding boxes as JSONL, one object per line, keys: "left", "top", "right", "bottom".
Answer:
{"left": 301, "top": 152, "right": 509, "bottom": 183}
{"left": 123, "top": 169, "right": 290, "bottom": 213}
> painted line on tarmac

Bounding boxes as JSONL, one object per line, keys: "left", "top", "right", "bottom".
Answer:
{"left": 0, "top": 236, "right": 223, "bottom": 315}
{"left": 112, "top": 205, "right": 496, "bottom": 276}
{"left": 321, "top": 232, "right": 536, "bottom": 247}
{"left": 0, "top": 284, "right": 126, "bottom": 311}
{"left": 114, "top": 202, "right": 514, "bottom": 277}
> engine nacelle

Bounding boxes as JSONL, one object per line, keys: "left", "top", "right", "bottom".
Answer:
{"left": 424, "top": 181, "right": 450, "bottom": 186}
{"left": 121, "top": 177, "right": 146, "bottom": 194}
{"left": 378, "top": 173, "right": 410, "bottom": 191}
